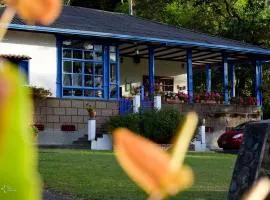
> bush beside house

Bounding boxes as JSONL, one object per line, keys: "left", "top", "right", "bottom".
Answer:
{"left": 108, "top": 108, "right": 184, "bottom": 144}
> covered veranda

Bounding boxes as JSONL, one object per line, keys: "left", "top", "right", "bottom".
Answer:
{"left": 118, "top": 37, "right": 270, "bottom": 107}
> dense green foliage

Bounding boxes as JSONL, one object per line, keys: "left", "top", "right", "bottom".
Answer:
{"left": 39, "top": 150, "right": 236, "bottom": 200}
{"left": 108, "top": 108, "right": 183, "bottom": 144}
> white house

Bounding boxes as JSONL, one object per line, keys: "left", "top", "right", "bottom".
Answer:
{"left": 0, "top": 6, "right": 269, "bottom": 148}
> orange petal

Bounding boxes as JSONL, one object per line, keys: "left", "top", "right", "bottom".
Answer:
{"left": 4, "top": 0, "right": 62, "bottom": 25}
{"left": 113, "top": 128, "right": 194, "bottom": 197}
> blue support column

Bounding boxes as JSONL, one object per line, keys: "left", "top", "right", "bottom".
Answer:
{"left": 187, "top": 49, "right": 193, "bottom": 104}
{"left": 56, "top": 36, "right": 63, "bottom": 98}
{"left": 223, "top": 54, "right": 229, "bottom": 104}
{"left": 148, "top": 46, "right": 155, "bottom": 97}
{"left": 103, "top": 46, "right": 109, "bottom": 100}
{"left": 255, "top": 61, "right": 263, "bottom": 106}
{"left": 116, "top": 46, "right": 120, "bottom": 99}
{"left": 206, "top": 64, "right": 211, "bottom": 93}
{"left": 229, "top": 64, "right": 235, "bottom": 98}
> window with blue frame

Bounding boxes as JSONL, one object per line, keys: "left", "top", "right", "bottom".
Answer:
{"left": 61, "top": 39, "right": 119, "bottom": 99}
{"left": 109, "top": 46, "right": 118, "bottom": 99}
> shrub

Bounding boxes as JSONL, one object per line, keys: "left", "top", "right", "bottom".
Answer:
{"left": 28, "top": 86, "right": 52, "bottom": 99}
{"left": 108, "top": 113, "right": 141, "bottom": 134}
{"left": 108, "top": 108, "right": 184, "bottom": 144}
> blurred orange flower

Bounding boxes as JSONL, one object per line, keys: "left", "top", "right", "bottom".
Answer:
{"left": 3, "top": 0, "right": 62, "bottom": 25}
{"left": 113, "top": 112, "right": 198, "bottom": 200}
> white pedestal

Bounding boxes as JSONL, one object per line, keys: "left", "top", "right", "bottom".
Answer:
{"left": 88, "top": 120, "right": 96, "bottom": 141}
{"left": 154, "top": 96, "right": 162, "bottom": 110}
{"left": 91, "top": 134, "right": 113, "bottom": 150}
{"left": 133, "top": 95, "right": 141, "bottom": 113}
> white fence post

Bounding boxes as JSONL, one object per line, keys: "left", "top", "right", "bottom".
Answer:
{"left": 154, "top": 96, "right": 162, "bottom": 110}
{"left": 133, "top": 95, "right": 141, "bottom": 113}
{"left": 88, "top": 120, "right": 96, "bottom": 141}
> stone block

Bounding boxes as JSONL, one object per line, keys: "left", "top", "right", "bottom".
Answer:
{"left": 54, "top": 108, "right": 66, "bottom": 115}
{"left": 66, "top": 108, "right": 77, "bottom": 116}
{"left": 83, "top": 116, "right": 89, "bottom": 123}
{"left": 107, "top": 102, "right": 119, "bottom": 109}
{"left": 78, "top": 108, "right": 88, "bottom": 116}
{"left": 47, "top": 115, "right": 59, "bottom": 123}
{"left": 112, "top": 110, "right": 119, "bottom": 116}
{"left": 46, "top": 123, "right": 54, "bottom": 129}
{"left": 60, "top": 116, "right": 72, "bottom": 123}
{"left": 53, "top": 123, "right": 61, "bottom": 130}
{"left": 40, "top": 107, "right": 47, "bottom": 115}
{"left": 34, "top": 99, "right": 47, "bottom": 107}
{"left": 72, "top": 116, "right": 84, "bottom": 123}
{"left": 96, "top": 109, "right": 102, "bottom": 116}
{"left": 46, "top": 107, "right": 54, "bottom": 115}
{"left": 72, "top": 100, "right": 84, "bottom": 108}
{"left": 59, "top": 100, "right": 72, "bottom": 108}
{"left": 77, "top": 123, "right": 87, "bottom": 130}
{"left": 47, "top": 99, "right": 60, "bottom": 107}
{"left": 96, "top": 101, "right": 107, "bottom": 109}
{"left": 101, "top": 109, "right": 113, "bottom": 116}
{"left": 83, "top": 100, "right": 96, "bottom": 108}
{"left": 34, "top": 115, "right": 46, "bottom": 123}
{"left": 96, "top": 117, "right": 106, "bottom": 124}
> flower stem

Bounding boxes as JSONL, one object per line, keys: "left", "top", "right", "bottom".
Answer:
{"left": 0, "top": 7, "right": 16, "bottom": 42}
{"left": 169, "top": 112, "right": 198, "bottom": 171}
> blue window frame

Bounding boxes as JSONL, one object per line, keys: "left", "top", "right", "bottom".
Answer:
{"left": 60, "top": 39, "right": 119, "bottom": 100}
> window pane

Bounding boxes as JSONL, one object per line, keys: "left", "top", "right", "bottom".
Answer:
{"left": 63, "top": 49, "right": 72, "bottom": 58}
{"left": 110, "top": 46, "right": 116, "bottom": 52}
{"left": 83, "top": 42, "right": 94, "bottom": 50}
{"left": 95, "top": 76, "right": 103, "bottom": 88}
{"left": 73, "top": 50, "right": 82, "bottom": 59}
{"left": 84, "top": 51, "right": 94, "bottom": 60}
{"left": 74, "top": 89, "right": 83, "bottom": 96}
{"left": 110, "top": 52, "right": 116, "bottom": 62}
{"left": 95, "top": 64, "right": 103, "bottom": 75}
{"left": 85, "top": 62, "right": 93, "bottom": 74}
{"left": 84, "top": 75, "right": 93, "bottom": 87}
{"left": 63, "top": 61, "right": 72, "bottom": 73}
{"left": 95, "top": 52, "right": 103, "bottom": 61}
{"left": 94, "top": 45, "right": 102, "bottom": 51}
{"left": 110, "top": 63, "right": 117, "bottom": 83}
{"left": 63, "top": 88, "right": 73, "bottom": 96}
{"left": 73, "top": 74, "right": 82, "bottom": 86}
{"left": 95, "top": 90, "right": 103, "bottom": 98}
{"left": 63, "top": 74, "right": 72, "bottom": 86}
{"left": 73, "top": 62, "right": 82, "bottom": 73}
{"left": 84, "top": 89, "right": 94, "bottom": 97}
{"left": 110, "top": 85, "right": 117, "bottom": 98}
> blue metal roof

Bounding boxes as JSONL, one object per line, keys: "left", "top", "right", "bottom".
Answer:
{"left": 4, "top": 6, "right": 270, "bottom": 56}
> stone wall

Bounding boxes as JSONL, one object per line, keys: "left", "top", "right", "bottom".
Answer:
{"left": 163, "top": 103, "right": 261, "bottom": 149}
{"left": 34, "top": 98, "right": 119, "bottom": 145}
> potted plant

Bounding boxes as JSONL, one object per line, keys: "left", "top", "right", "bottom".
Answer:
{"left": 86, "top": 103, "right": 96, "bottom": 119}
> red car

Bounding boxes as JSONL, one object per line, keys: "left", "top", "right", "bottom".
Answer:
{"left": 217, "top": 122, "right": 253, "bottom": 150}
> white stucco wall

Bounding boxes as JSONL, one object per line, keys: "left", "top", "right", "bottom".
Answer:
{"left": 120, "top": 57, "right": 187, "bottom": 96}
{"left": 0, "top": 30, "right": 57, "bottom": 96}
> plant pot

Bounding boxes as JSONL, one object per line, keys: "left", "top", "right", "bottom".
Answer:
{"left": 88, "top": 111, "right": 96, "bottom": 119}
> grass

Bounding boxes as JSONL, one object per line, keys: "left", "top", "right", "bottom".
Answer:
{"left": 39, "top": 150, "right": 237, "bottom": 200}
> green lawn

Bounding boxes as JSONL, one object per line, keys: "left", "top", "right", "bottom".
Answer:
{"left": 39, "top": 150, "right": 236, "bottom": 200}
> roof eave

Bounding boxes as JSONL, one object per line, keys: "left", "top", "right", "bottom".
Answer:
{"left": 7, "top": 23, "right": 270, "bottom": 56}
